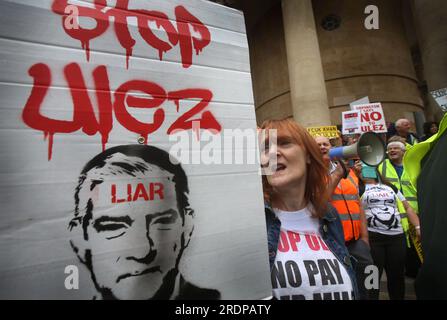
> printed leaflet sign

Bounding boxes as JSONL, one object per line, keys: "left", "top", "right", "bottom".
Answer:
{"left": 342, "top": 111, "right": 361, "bottom": 134}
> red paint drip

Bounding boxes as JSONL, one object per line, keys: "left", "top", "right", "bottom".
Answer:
{"left": 82, "top": 40, "right": 91, "bottom": 61}
{"left": 126, "top": 48, "right": 132, "bottom": 69}
{"left": 101, "top": 133, "right": 109, "bottom": 152}
{"left": 158, "top": 49, "right": 163, "bottom": 61}
{"left": 193, "top": 24, "right": 204, "bottom": 55}
{"left": 172, "top": 98, "right": 180, "bottom": 112}
{"left": 48, "top": 133, "right": 54, "bottom": 161}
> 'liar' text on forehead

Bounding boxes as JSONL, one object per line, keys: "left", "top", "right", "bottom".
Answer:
{"left": 111, "top": 183, "right": 164, "bottom": 204}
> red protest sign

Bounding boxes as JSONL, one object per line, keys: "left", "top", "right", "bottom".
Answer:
{"left": 352, "top": 103, "right": 387, "bottom": 133}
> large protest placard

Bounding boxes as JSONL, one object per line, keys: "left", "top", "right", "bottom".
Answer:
{"left": 352, "top": 103, "right": 387, "bottom": 133}
{"left": 0, "top": 0, "right": 271, "bottom": 299}
{"left": 349, "top": 96, "right": 369, "bottom": 110}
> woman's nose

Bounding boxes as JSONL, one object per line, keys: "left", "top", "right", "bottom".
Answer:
{"left": 268, "top": 143, "right": 278, "bottom": 155}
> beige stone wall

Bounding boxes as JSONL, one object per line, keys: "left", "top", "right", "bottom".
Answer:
{"left": 246, "top": 0, "right": 428, "bottom": 126}
{"left": 255, "top": 92, "right": 292, "bottom": 125}
{"left": 247, "top": 3, "right": 293, "bottom": 124}
{"left": 313, "top": 0, "right": 424, "bottom": 125}
{"left": 412, "top": 0, "right": 447, "bottom": 121}
{"left": 326, "top": 75, "right": 423, "bottom": 124}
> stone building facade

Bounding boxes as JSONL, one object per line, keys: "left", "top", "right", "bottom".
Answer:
{"left": 212, "top": 0, "right": 446, "bottom": 131}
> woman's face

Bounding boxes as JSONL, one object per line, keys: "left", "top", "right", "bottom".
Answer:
{"left": 263, "top": 134, "right": 309, "bottom": 192}
{"left": 430, "top": 123, "right": 438, "bottom": 134}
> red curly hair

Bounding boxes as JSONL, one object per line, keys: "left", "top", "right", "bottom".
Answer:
{"left": 260, "top": 118, "right": 330, "bottom": 218}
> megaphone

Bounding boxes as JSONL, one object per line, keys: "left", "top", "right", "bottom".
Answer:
{"left": 329, "top": 132, "right": 385, "bottom": 166}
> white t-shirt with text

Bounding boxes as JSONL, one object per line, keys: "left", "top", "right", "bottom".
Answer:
{"left": 271, "top": 207, "right": 353, "bottom": 300}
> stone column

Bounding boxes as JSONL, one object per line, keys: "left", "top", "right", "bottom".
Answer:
{"left": 412, "top": 0, "right": 447, "bottom": 121}
{"left": 281, "top": 0, "right": 331, "bottom": 127}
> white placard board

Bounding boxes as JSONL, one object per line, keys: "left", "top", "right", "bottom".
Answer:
{"left": 430, "top": 87, "right": 447, "bottom": 112}
{"left": 0, "top": 0, "right": 271, "bottom": 299}
{"left": 349, "top": 96, "right": 370, "bottom": 110}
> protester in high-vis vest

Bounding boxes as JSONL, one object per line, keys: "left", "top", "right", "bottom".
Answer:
{"left": 359, "top": 165, "right": 420, "bottom": 300}
{"left": 378, "top": 137, "right": 421, "bottom": 278}
{"left": 315, "top": 136, "right": 373, "bottom": 300}
{"left": 380, "top": 136, "right": 419, "bottom": 212}
{"left": 404, "top": 113, "right": 447, "bottom": 299}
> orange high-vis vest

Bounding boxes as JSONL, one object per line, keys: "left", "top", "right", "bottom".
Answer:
{"left": 331, "top": 170, "right": 362, "bottom": 242}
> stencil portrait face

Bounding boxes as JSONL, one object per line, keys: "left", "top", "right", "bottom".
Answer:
{"left": 70, "top": 146, "right": 194, "bottom": 299}
{"left": 70, "top": 148, "right": 196, "bottom": 299}
{"left": 88, "top": 167, "right": 185, "bottom": 299}
{"left": 366, "top": 191, "right": 399, "bottom": 230}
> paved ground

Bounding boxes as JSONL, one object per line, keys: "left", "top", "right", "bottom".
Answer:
{"left": 379, "top": 274, "right": 417, "bottom": 300}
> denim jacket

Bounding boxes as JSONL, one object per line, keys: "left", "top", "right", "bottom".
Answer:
{"left": 265, "top": 203, "right": 359, "bottom": 300}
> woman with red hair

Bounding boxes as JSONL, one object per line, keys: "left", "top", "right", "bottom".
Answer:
{"left": 261, "top": 118, "right": 358, "bottom": 300}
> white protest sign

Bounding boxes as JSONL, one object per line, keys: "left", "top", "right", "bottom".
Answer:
{"left": 352, "top": 103, "right": 387, "bottom": 133}
{"left": 430, "top": 87, "right": 447, "bottom": 112}
{"left": 349, "top": 96, "right": 370, "bottom": 110}
{"left": 342, "top": 111, "right": 361, "bottom": 134}
{"left": 0, "top": 0, "right": 271, "bottom": 299}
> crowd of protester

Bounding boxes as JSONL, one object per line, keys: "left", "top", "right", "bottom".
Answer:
{"left": 261, "top": 116, "right": 446, "bottom": 300}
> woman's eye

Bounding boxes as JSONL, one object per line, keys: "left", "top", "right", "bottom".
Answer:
{"left": 279, "top": 141, "right": 291, "bottom": 147}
